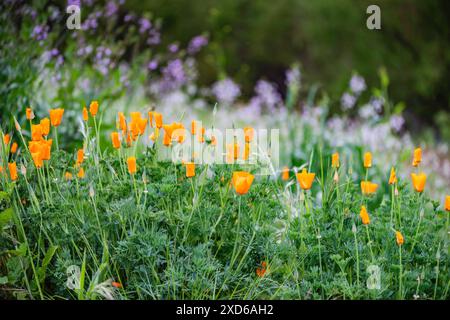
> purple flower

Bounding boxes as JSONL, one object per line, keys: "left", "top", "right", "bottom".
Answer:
{"left": 105, "top": 1, "right": 118, "bottom": 18}
{"left": 285, "top": 67, "right": 301, "bottom": 87}
{"left": 187, "top": 35, "right": 208, "bottom": 54}
{"left": 147, "top": 29, "right": 161, "bottom": 45}
{"left": 253, "top": 80, "right": 282, "bottom": 111}
{"left": 211, "top": 78, "right": 241, "bottom": 105}
{"left": 159, "top": 59, "right": 186, "bottom": 92}
{"left": 147, "top": 59, "right": 158, "bottom": 70}
{"left": 370, "top": 97, "right": 384, "bottom": 113}
{"left": 168, "top": 43, "right": 179, "bottom": 53}
{"left": 390, "top": 115, "right": 405, "bottom": 133}
{"left": 341, "top": 93, "right": 356, "bottom": 110}
{"left": 139, "top": 18, "right": 152, "bottom": 34}
{"left": 31, "top": 24, "right": 49, "bottom": 43}
{"left": 349, "top": 75, "right": 366, "bottom": 95}
{"left": 67, "top": 0, "right": 81, "bottom": 6}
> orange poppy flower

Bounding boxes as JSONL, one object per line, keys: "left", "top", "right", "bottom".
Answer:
{"left": 185, "top": 162, "right": 195, "bottom": 178}
{"left": 361, "top": 181, "right": 378, "bottom": 195}
{"left": 31, "top": 152, "right": 43, "bottom": 168}
{"left": 49, "top": 108, "right": 64, "bottom": 127}
{"left": 154, "top": 112, "right": 163, "bottom": 128}
{"left": 226, "top": 143, "right": 240, "bottom": 162}
{"left": 244, "top": 127, "right": 255, "bottom": 143}
{"left": 77, "top": 167, "right": 85, "bottom": 179}
{"left": 332, "top": 152, "right": 339, "bottom": 168}
{"left": 76, "top": 149, "right": 84, "bottom": 166}
{"left": 411, "top": 172, "right": 426, "bottom": 192}
{"left": 148, "top": 111, "right": 154, "bottom": 128}
{"left": 162, "top": 123, "right": 184, "bottom": 146}
{"left": 232, "top": 171, "right": 254, "bottom": 195}
{"left": 112, "top": 281, "right": 122, "bottom": 288}
{"left": 389, "top": 167, "right": 397, "bottom": 185}
{"left": 296, "top": 168, "right": 315, "bottom": 190}
{"left": 412, "top": 147, "right": 422, "bottom": 167}
{"left": 40, "top": 139, "right": 52, "bottom": 160}
{"left": 197, "top": 127, "right": 206, "bottom": 143}
{"left": 445, "top": 196, "right": 450, "bottom": 211}
{"left": 31, "top": 124, "right": 43, "bottom": 141}
{"left": 26, "top": 107, "right": 34, "bottom": 120}
{"left": 243, "top": 142, "right": 250, "bottom": 160}
{"left": 395, "top": 231, "right": 404, "bottom": 246}
{"left": 8, "top": 162, "right": 18, "bottom": 181}
{"left": 10, "top": 142, "right": 18, "bottom": 154}
{"left": 127, "top": 157, "right": 137, "bottom": 175}
{"left": 82, "top": 107, "right": 89, "bottom": 121}
{"left": 363, "top": 152, "right": 372, "bottom": 168}
{"left": 111, "top": 132, "right": 121, "bottom": 149}
{"left": 191, "top": 120, "right": 197, "bottom": 135}
{"left": 150, "top": 128, "right": 160, "bottom": 142}
{"left": 3, "top": 133, "right": 10, "bottom": 145}
{"left": 282, "top": 166, "right": 290, "bottom": 181}
{"left": 65, "top": 172, "right": 73, "bottom": 181}
{"left": 89, "top": 100, "right": 99, "bottom": 117}
{"left": 256, "top": 261, "right": 267, "bottom": 277}
{"left": 118, "top": 112, "right": 127, "bottom": 134}
{"left": 40, "top": 118, "right": 50, "bottom": 136}
{"left": 360, "top": 206, "right": 370, "bottom": 225}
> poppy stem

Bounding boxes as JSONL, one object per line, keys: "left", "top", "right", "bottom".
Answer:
{"left": 398, "top": 245, "right": 403, "bottom": 299}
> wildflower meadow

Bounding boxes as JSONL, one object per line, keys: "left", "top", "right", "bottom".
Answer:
{"left": 0, "top": 1, "right": 449, "bottom": 303}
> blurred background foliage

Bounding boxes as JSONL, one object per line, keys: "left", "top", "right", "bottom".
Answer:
{"left": 127, "top": 0, "right": 449, "bottom": 128}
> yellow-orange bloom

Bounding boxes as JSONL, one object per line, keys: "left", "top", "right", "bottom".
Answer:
{"left": 191, "top": 120, "right": 197, "bottom": 135}
{"left": 11, "top": 142, "right": 18, "bottom": 154}
{"left": 150, "top": 128, "right": 160, "bottom": 142}
{"left": 282, "top": 166, "right": 289, "bottom": 181}
{"left": 118, "top": 112, "right": 127, "bottom": 134}
{"left": 243, "top": 143, "right": 251, "bottom": 160}
{"left": 244, "top": 127, "right": 255, "bottom": 143}
{"left": 65, "top": 172, "right": 73, "bottom": 181}
{"left": 363, "top": 152, "right": 372, "bottom": 168}
{"left": 412, "top": 147, "right": 422, "bottom": 167}
{"left": 83, "top": 107, "right": 89, "bottom": 121}
{"left": 31, "top": 124, "right": 43, "bottom": 141}
{"left": 148, "top": 111, "right": 154, "bottom": 128}
{"left": 111, "top": 132, "right": 121, "bottom": 149}
{"left": 185, "top": 162, "right": 195, "bottom": 178}
{"left": 40, "top": 139, "right": 52, "bottom": 160}
{"left": 154, "top": 112, "right": 163, "bottom": 128}
{"left": 445, "top": 196, "right": 450, "bottom": 211}
{"left": 3, "top": 133, "right": 10, "bottom": 145}
{"left": 226, "top": 143, "right": 240, "bottom": 162}
{"left": 360, "top": 206, "right": 370, "bottom": 225}
{"left": 31, "top": 152, "right": 43, "bottom": 168}
{"left": 76, "top": 149, "right": 84, "bottom": 166}
{"left": 361, "top": 181, "right": 378, "bottom": 195}
{"left": 296, "top": 168, "right": 315, "bottom": 190}
{"left": 49, "top": 108, "right": 64, "bottom": 127}
{"left": 26, "top": 107, "right": 34, "bottom": 120}
{"left": 127, "top": 157, "right": 137, "bottom": 175}
{"left": 396, "top": 231, "right": 404, "bottom": 246}
{"left": 89, "top": 100, "right": 99, "bottom": 116}
{"left": 8, "top": 162, "right": 18, "bottom": 181}
{"left": 232, "top": 171, "right": 254, "bottom": 195}
{"left": 40, "top": 118, "right": 50, "bottom": 136}
{"left": 332, "top": 152, "right": 339, "bottom": 168}
{"left": 411, "top": 172, "right": 426, "bottom": 192}
{"left": 162, "top": 122, "right": 184, "bottom": 146}
{"left": 77, "top": 167, "right": 85, "bottom": 179}
{"left": 389, "top": 167, "right": 397, "bottom": 185}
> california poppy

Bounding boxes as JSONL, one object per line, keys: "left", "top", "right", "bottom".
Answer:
{"left": 76, "top": 149, "right": 84, "bottom": 166}
{"left": 148, "top": 111, "right": 154, "bottom": 128}
{"left": 191, "top": 120, "right": 197, "bottom": 135}
{"left": 412, "top": 147, "right": 422, "bottom": 167}
{"left": 3, "top": 133, "right": 10, "bottom": 145}
{"left": 150, "top": 128, "right": 159, "bottom": 142}
{"left": 256, "top": 261, "right": 267, "bottom": 278}
{"left": 411, "top": 173, "right": 426, "bottom": 192}
{"left": 111, "top": 132, "right": 121, "bottom": 149}
{"left": 8, "top": 162, "right": 18, "bottom": 181}
{"left": 82, "top": 107, "right": 89, "bottom": 121}
{"left": 363, "top": 152, "right": 372, "bottom": 168}
{"left": 49, "top": 108, "right": 64, "bottom": 127}
{"left": 112, "top": 281, "right": 123, "bottom": 289}
{"left": 389, "top": 167, "right": 397, "bottom": 185}
{"left": 77, "top": 167, "right": 85, "bottom": 179}
{"left": 244, "top": 127, "right": 255, "bottom": 143}
{"left": 243, "top": 142, "right": 250, "bottom": 160}
{"left": 31, "top": 152, "right": 43, "bottom": 168}
{"left": 232, "top": 171, "right": 254, "bottom": 195}
{"left": 118, "top": 112, "right": 127, "bottom": 134}
{"left": 31, "top": 124, "right": 43, "bottom": 141}
{"left": 332, "top": 152, "right": 340, "bottom": 168}
{"left": 296, "top": 168, "right": 315, "bottom": 190}
{"left": 10, "top": 142, "right": 18, "bottom": 154}
{"left": 40, "top": 139, "right": 52, "bottom": 160}
{"left": 282, "top": 166, "right": 290, "bottom": 181}
{"left": 127, "top": 157, "right": 137, "bottom": 175}
{"left": 445, "top": 196, "right": 450, "bottom": 211}
{"left": 26, "top": 107, "right": 34, "bottom": 120}
{"left": 360, "top": 206, "right": 370, "bottom": 225}
{"left": 396, "top": 231, "right": 404, "bottom": 246}
{"left": 185, "top": 162, "right": 195, "bottom": 178}
{"left": 40, "top": 118, "right": 50, "bottom": 136}
{"left": 361, "top": 181, "right": 378, "bottom": 195}
{"left": 226, "top": 143, "right": 240, "bottom": 162}
{"left": 89, "top": 100, "right": 99, "bottom": 117}
{"left": 154, "top": 112, "right": 163, "bottom": 128}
